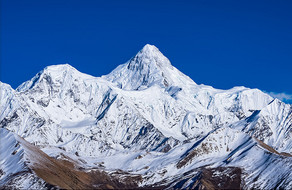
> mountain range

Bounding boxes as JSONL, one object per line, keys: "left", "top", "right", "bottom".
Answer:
{"left": 0, "top": 44, "right": 291, "bottom": 189}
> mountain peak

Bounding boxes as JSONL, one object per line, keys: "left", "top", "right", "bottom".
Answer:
{"left": 16, "top": 64, "right": 93, "bottom": 92}
{"left": 43, "top": 63, "right": 76, "bottom": 72}
{"left": 41, "top": 63, "right": 81, "bottom": 78}
{"left": 131, "top": 44, "right": 172, "bottom": 69}
{"left": 140, "top": 44, "right": 160, "bottom": 54}
{"left": 103, "top": 44, "right": 196, "bottom": 90}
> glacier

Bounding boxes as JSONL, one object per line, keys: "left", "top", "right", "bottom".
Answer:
{"left": 0, "top": 44, "right": 291, "bottom": 189}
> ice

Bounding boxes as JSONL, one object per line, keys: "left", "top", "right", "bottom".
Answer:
{"left": 0, "top": 44, "right": 291, "bottom": 189}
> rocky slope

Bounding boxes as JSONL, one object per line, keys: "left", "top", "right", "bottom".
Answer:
{"left": 0, "top": 44, "right": 291, "bottom": 189}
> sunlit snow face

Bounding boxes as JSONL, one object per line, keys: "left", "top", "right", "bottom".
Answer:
{"left": 1, "top": 44, "right": 292, "bottom": 190}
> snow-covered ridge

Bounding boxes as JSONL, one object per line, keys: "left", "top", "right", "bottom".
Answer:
{"left": 103, "top": 44, "right": 196, "bottom": 90}
{"left": 0, "top": 82, "right": 18, "bottom": 121}
{"left": 0, "top": 128, "right": 26, "bottom": 185}
{"left": 16, "top": 63, "right": 95, "bottom": 92}
{"left": 1, "top": 44, "right": 291, "bottom": 189}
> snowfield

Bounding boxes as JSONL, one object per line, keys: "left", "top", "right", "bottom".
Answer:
{"left": 0, "top": 44, "right": 292, "bottom": 189}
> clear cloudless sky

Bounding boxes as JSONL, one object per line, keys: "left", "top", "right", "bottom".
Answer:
{"left": 1, "top": 0, "right": 292, "bottom": 99}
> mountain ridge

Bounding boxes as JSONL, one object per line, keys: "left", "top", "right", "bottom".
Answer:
{"left": 1, "top": 44, "right": 291, "bottom": 189}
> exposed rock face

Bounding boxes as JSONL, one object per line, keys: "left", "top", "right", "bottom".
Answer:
{"left": 1, "top": 44, "right": 292, "bottom": 189}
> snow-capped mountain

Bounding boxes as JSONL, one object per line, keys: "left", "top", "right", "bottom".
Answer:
{"left": 103, "top": 44, "right": 196, "bottom": 91}
{"left": 1, "top": 44, "right": 291, "bottom": 189}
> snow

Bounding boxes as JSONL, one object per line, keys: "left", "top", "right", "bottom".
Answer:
{"left": 103, "top": 44, "right": 196, "bottom": 91}
{"left": 0, "top": 128, "right": 26, "bottom": 185}
{"left": 1, "top": 44, "right": 292, "bottom": 189}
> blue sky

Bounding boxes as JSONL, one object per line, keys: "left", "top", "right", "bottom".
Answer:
{"left": 1, "top": 0, "right": 292, "bottom": 102}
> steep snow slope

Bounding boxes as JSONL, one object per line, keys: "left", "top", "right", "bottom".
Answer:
{"left": 0, "top": 128, "right": 134, "bottom": 189}
{"left": 231, "top": 98, "right": 292, "bottom": 153}
{"left": 1, "top": 44, "right": 291, "bottom": 189}
{"left": 0, "top": 82, "right": 19, "bottom": 121}
{"left": 0, "top": 128, "right": 26, "bottom": 185}
{"left": 103, "top": 44, "right": 196, "bottom": 91}
{"left": 2, "top": 64, "right": 181, "bottom": 156}
{"left": 0, "top": 128, "right": 48, "bottom": 189}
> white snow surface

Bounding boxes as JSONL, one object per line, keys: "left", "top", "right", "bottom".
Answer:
{"left": 0, "top": 128, "right": 26, "bottom": 184}
{"left": 0, "top": 128, "right": 47, "bottom": 189}
{"left": 1, "top": 44, "right": 292, "bottom": 189}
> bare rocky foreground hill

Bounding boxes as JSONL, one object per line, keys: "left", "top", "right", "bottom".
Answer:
{"left": 1, "top": 45, "right": 292, "bottom": 189}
